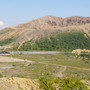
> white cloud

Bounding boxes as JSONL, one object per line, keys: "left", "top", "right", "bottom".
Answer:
{"left": 0, "top": 21, "right": 9, "bottom": 30}
{"left": 0, "top": 21, "right": 6, "bottom": 30}
{"left": 0, "top": 21, "right": 4, "bottom": 26}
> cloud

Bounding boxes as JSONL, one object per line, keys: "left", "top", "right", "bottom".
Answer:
{"left": 0, "top": 21, "right": 4, "bottom": 26}
{"left": 0, "top": 21, "right": 7, "bottom": 30}
{"left": 0, "top": 21, "right": 9, "bottom": 30}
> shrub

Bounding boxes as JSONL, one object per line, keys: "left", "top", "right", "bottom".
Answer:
{"left": 20, "top": 32, "right": 90, "bottom": 51}
{"left": 39, "top": 74, "right": 87, "bottom": 90}
{"left": 0, "top": 37, "right": 15, "bottom": 46}
{"left": 0, "top": 73, "right": 3, "bottom": 78}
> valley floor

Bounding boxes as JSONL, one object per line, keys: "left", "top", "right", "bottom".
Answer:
{"left": 0, "top": 53, "right": 90, "bottom": 90}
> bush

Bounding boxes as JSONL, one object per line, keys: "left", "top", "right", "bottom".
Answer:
{"left": 39, "top": 74, "right": 87, "bottom": 90}
{"left": 0, "top": 73, "right": 3, "bottom": 78}
{"left": 20, "top": 32, "right": 90, "bottom": 51}
{"left": 0, "top": 37, "right": 15, "bottom": 46}
{"left": 80, "top": 52, "right": 90, "bottom": 61}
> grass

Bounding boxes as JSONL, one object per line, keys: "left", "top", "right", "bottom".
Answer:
{"left": 0, "top": 37, "right": 15, "bottom": 46}
{"left": 0, "top": 30, "right": 10, "bottom": 35}
{"left": 64, "top": 67, "right": 90, "bottom": 80}
{"left": 6, "top": 53, "right": 90, "bottom": 68}
{"left": 1, "top": 53, "right": 90, "bottom": 80}
{"left": 0, "top": 73, "right": 3, "bottom": 78}
{"left": 0, "top": 62, "right": 60, "bottom": 79}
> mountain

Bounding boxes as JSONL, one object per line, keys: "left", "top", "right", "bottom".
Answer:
{"left": 0, "top": 16, "right": 90, "bottom": 51}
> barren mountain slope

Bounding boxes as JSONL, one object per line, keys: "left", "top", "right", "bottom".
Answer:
{"left": 0, "top": 16, "right": 90, "bottom": 45}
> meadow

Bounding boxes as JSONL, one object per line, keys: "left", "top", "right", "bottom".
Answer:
{"left": 1, "top": 53, "right": 89, "bottom": 80}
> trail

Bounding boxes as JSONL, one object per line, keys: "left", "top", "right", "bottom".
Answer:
{"left": 55, "top": 64, "right": 90, "bottom": 77}
{"left": 56, "top": 65, "right": 66, "bottom": 77}
{"left": 40, "top": 62, "right": 90, "bottom": 78}
{"left": 49, "top": 63, "right": 67, "bottom": 77}
{"left": 39, "top": 62, "right": 67, "bottom": 78}
{"left": 48, "top": 63, "right": 67, "bottom": 77}
{"left": 0, "top": 56, "right": 32, "bottom": 63}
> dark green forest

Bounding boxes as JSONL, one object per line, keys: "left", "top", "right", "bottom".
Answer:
{"left": 0, "top": 37, "right": 15, "bottom": 46}
{"left": 19, "top": 32, "right": 90, "bottom": 51}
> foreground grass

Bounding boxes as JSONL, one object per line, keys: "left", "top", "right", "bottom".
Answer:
{"left": 39, "top": 74, "right": 88, "bottom": 90}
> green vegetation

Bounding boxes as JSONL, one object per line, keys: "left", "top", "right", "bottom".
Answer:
{"left": 5, "top": 53, "right": 90, "bottom": 80}
{"left": 1, "top": 53, "right": 90, "bottom": 89}
{"left": 80, "top": 52, "right": 90, "bottom": 62}
{"left": 12, "top": 43, "right": 20, "bottom": 50}
{"left": 39, "top": 74, "right": 87, "bottom": 90}
{"left": 0, "top": 30, "right": 9, "bottom": 35}
{"left": 0, "top": 73, "right": 3, "bottom": 78}
{"left": 20, "top": 32, "right": 90, "bottom": 51}
{"left": 0, "top": 62, "right": 60, "bottom": 79}
{"left": 0, "top": 37, "right": 15, "bottom": 46}
{"left": 64, "top": 67, "right": 90, "bottom": 80}
{"left": 8, "top": 53, "right": 90, "bottom": 68}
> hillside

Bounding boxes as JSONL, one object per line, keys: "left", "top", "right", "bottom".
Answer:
{"left": 0, "top": 77, "right": 39, "bottom": 90}
{"left": 0, "top": 16, "right": 90, "bottom": 50}
{"left": 19, "top": 31, "right": 90, "bottom": 51}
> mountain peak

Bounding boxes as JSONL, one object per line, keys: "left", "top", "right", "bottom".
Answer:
{"left": 42, "top": 15, "right": 57, "bottom": 18}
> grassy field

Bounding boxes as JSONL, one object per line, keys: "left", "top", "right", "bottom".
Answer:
{"left": 64, "top": 67, "right": 90, "bottom": 80}
{"left": 0, "top": 53, "right": 89, "bottom": 81}
{"left": 6, "top": 53, "right": 90, "bottom": 68}
{"left": 0, "top": 61, "right": 60, "bottom": 79}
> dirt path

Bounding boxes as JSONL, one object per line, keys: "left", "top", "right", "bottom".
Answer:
{"left": 39, "top": 62, "right": 67, "bottom": 78}
{"left": 56, "top": 65, "right": 66, "bottom": 77}
{"left": 55, "top": 64, "right": 90, "bottom": 78}
{"left": 0, "top": 56, "right": 32, "bottom": 63}
{"left": 48, "top": 63, "right": 67, "bottom": 77}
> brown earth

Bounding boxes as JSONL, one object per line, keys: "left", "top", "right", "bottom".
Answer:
{"left": 81, "top": 80, "right": 90, "bottom": 89}
{"left": 0, "top": 77, "right": 40, "bottom": 90}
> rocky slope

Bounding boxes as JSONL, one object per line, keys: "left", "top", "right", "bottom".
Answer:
{"left": 0, "top": 16, "right": 90, "bottom": 46}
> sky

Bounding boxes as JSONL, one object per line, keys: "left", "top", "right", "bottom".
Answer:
{"left": 0, "top": 0, "right": 90, "bottom": 29}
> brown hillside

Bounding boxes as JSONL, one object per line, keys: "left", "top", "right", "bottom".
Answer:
{"left": 0, "top": 16, "right": 90, "bottom": 45}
